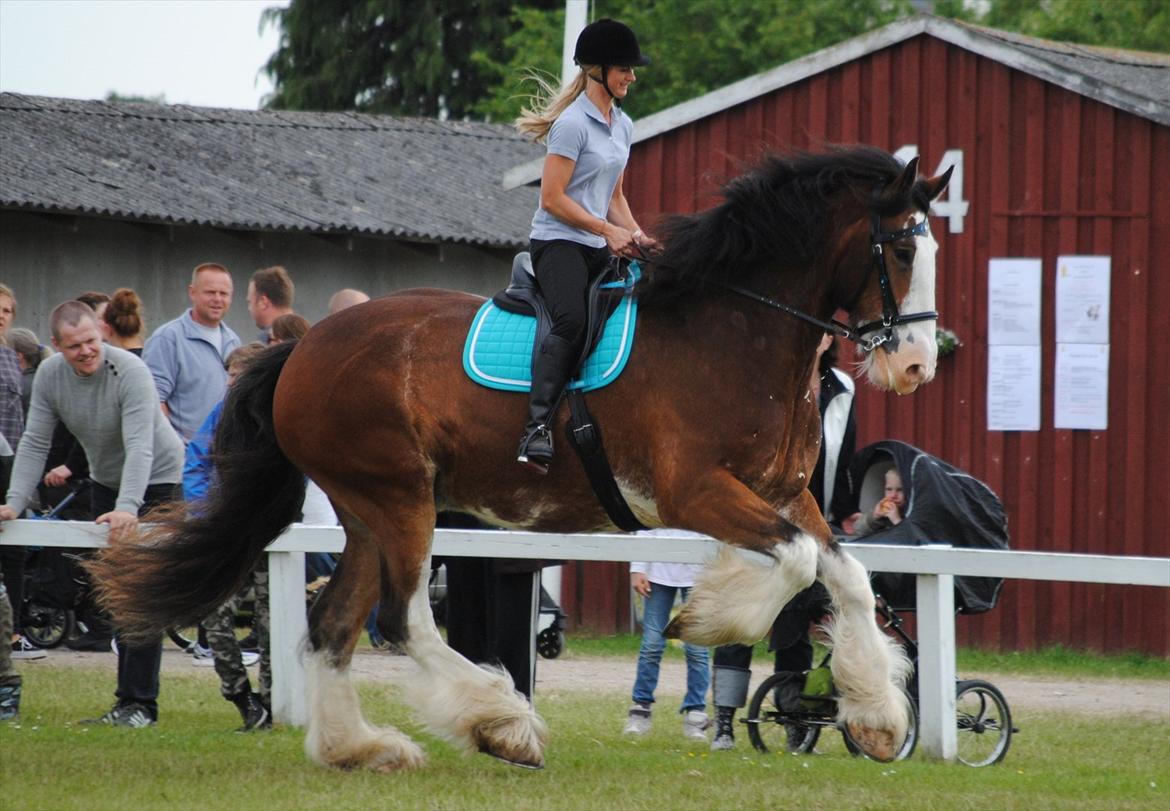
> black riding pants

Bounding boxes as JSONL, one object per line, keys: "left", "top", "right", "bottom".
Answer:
{"left": 91, "top": 481, "right": 179, "bottom": 719}
{"left": 530, "top": 239, "right": 610, "bottom": 346}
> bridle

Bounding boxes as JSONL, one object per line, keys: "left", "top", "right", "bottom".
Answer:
{"left": 706, "top": 212, "right": 938, "bottom": 353}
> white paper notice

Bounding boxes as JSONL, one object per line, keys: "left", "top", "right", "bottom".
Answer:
{"left": 1054, "top": 343, "right": 1109, "bottom": 430}
{"left": 1056, "top": 256, "right": 1110, "bottom": 344}
{"left": 989, "top": 258, "right": 1041, "bottom": 345}
{"left": 987, "top": 345, "right": 1041, "bottom": 431}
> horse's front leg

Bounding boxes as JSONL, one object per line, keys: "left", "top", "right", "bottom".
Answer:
{"left": 659, "top": 471, "right": 821, "bottom": 646}
{"left": 818, "top": 540, "right": 913, "bottom": 762}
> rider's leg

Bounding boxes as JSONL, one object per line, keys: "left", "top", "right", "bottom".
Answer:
{"left": 517, "top": 239, "right": 607, "bottom": 472}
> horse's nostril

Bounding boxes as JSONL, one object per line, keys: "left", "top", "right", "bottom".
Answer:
{"left": 906, "top": 364, "right": 923, "bottom": 380}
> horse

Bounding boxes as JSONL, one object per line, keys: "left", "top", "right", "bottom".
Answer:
{"left": 91, "top": 145, "right": 952, "bottom": 771}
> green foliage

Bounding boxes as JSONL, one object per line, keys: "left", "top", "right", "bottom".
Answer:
{"left": 933, "top": 0, "right": 1170, "bottom": 55}
{"left": 472, "top": 0, "right": 913, "bottom": 122}
{"left": 261, "top": 0, "right": 560, "bottom": 117}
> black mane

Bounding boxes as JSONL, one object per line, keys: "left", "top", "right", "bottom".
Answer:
{"left": 638, "top": 145, "right": 919, "bottom": 305}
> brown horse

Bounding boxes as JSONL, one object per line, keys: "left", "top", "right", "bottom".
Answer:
{"left": 92, "top": 146, "right": 951, "bottom": 771}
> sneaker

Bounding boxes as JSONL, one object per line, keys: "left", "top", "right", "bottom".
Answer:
{"left": 682, "top": 709, "right": 710, "bottom": 742}
{"left": 232, "top": 692, "right": 271, "bottom": 733}
{"left": 11, "top": 637, "right": 47, "bottom": 660}
{"left": 81, "top": 702, "right": 156, "bottom": 728}
{"left": 710, "top": 706, "right": 736, "bottom": 751}
{"left": 0, "top": 682, "right": 21, "bottom": 721}
{"left": 191, "top": 644, "right": 215, "bottom": 666}
{"left": 622, "top": 702, "right": 651, "bottom": 735}
{"left": 65, "top": 632, "right": 114, "bottom": 652}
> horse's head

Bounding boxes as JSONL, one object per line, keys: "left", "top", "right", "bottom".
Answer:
{"left": 851, "top": 157, "right": 953, "bottom": 395}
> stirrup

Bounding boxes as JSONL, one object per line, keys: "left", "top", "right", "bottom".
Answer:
{"left": 517, "top": 426, "right": 553, "bottom": 474}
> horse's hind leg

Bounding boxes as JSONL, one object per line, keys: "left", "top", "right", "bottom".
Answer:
{"left": 342, "top": 493, "right": 547, "bottom": 768}
{"left": 302, "top": 506, "right": 425, "bottom": 772}
{"left": 817, "top": 541, "right": 913, "bottom": 762}
{"left": 398, "top": 551, "right": 548, "bottom": 768}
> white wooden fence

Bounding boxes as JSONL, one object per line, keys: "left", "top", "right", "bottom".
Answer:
{"left": 3, "top": 520, "right": 1168, "bottom": 762}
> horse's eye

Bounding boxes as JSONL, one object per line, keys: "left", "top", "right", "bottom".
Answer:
{"left": 894, "top": 247, "right": 915, "bottom": 265}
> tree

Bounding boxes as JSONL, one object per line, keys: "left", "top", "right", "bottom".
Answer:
{"left": 932, "top": 0, "right": 1170, "bottom": 55}
{"left": 473, "top": 0, "right": 913, "bottom": 122}
{"left": 261, "top": 0, "right": 559, "bottom": 118}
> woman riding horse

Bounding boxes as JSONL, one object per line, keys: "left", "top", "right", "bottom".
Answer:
{"left": 91, "top": 145, "right": 951, "bottom": 772}
{"left": 515, "top": 18, "right": 653, "bottom": 474}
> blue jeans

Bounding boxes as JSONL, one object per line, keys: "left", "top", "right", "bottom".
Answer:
{"left": 631, "top": 582, "right": 710, "bottom": 713}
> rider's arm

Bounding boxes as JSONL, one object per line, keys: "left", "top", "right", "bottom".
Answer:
{"left": 540, "top": 155, "right": 635, "bottom": 254}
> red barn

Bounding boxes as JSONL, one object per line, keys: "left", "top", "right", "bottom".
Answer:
{"left": 508, "top": 15, "right": 1169, "bottom": 654}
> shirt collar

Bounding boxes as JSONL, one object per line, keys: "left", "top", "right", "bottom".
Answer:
{"left": 575, "top": 92, "right": 620, "bottom": 128}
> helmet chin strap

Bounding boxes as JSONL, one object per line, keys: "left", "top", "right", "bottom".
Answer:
{"left": 587, "top": 68, "right": 620, "bottom": 106}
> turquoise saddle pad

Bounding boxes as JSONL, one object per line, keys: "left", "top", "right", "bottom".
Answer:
{"left": 462, "top": 266, "right": 639, "bottom": 393}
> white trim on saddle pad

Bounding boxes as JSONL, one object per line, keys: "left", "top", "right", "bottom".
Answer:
{"left": 462, "top": 285, "right": 639, "bottom": 394}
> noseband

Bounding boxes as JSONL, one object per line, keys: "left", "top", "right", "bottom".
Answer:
{"left": 713, "top": 213, "right": 938, "bottom": 353}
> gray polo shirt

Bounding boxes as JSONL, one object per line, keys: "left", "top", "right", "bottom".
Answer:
{"left": 5, "top": 346, "right": 184, "bottom": 515}
{"left": 530, "top": 93, "right": 634, "bottom": 248}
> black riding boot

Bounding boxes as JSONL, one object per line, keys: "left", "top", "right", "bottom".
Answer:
{"left": 517, "top": 334, "right": 578, "bottom": 474}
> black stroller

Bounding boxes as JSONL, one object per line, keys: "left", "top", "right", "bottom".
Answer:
{"left": 745, "top": 441, "right": 1016, "bottom": 766}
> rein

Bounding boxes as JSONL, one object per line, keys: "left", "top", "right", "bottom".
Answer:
{"left": 635, "top": 213, "right": 937, "bottom": 353}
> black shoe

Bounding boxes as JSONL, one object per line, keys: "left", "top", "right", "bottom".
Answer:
{"left": 65, "top": 632, "right": 114, "bottom": 652}
{"left": 710, "top": 705, "right": 736, "bottom": 751}
{"left": 231, "top": 691, "right": 271, "bottom": 732}
{"left": 517, "top": 334, "right": 578, "bottom": 473}
{"left": 81, "top": 702, "right": 156, "bottom": 728}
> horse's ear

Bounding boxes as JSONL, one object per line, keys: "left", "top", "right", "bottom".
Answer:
{"left": 920, "top": 165, "right": 955, "bottom": 202}
{"left": 878, "top": 156, "right": 919, "bottom": 207}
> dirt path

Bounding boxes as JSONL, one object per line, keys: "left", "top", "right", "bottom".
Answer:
{"left": 32, "top": 647, "right": 1170, "bottom": 719}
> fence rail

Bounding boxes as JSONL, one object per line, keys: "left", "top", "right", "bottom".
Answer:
{"left": 3, "top": 520, "right": 1168, "bottom": 763}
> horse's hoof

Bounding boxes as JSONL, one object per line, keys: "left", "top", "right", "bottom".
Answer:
{"left": 845, "top": 721, "right": 899, "bottom": 762}
{"left": 480, "top": 747, "right": 545, "bottom": 770}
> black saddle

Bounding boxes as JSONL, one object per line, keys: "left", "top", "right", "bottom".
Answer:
{"left": 493, "top": 252, "right": 627, "bottom": 374}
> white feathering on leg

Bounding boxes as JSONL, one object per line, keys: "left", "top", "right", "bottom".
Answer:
{"left": 670, "top": 533, "right": 818, "bottom": 646}
{"left": 819, "top": 548, "right": 912, "bottom": 751}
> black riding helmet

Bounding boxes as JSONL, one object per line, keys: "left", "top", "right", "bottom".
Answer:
{"left": 573, "top": 18, "right": 650, "bottom": 102}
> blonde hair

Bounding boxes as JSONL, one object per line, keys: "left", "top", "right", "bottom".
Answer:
{"left": 515, "top": 68, "right": 598, "bottom": 142}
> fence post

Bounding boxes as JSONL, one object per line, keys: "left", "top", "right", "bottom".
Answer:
{"left": 268, "top": 550, "right": 307, "bottom": 726}
{"left": 915, "top": 570, "right": 957, "bottom": 760}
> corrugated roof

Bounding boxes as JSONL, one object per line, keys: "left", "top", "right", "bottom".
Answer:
{"left": 0, "top": 93, "right": 543, "bottom": 249}
{"left": 504, "top": 14, "right": 1170, "bottom": 188}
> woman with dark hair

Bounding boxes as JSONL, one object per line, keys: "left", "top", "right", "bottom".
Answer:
{"left": 268, "top": 313, "right": 310, "bottom": 344}
{"left": 100, "top": 288, "right": 146, "bottom": 355}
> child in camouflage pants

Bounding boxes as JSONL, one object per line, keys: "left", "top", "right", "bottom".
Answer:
{"left": 183, "top": 343, "right": 271, "bottom": 731}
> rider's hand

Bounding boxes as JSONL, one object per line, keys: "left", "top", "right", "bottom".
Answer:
{"left": 601, "top": 222, "right": 637, "bottom": 256}
{"left": 96, "top": 510, "right": 138, "bottom": 542}
{"left": 44, "top": 465, "right": 73, "bottom": 488}
{"left": 630, "top": 572, "right": 652, "bottom": 598}
{"left": 633, "top": 229, "right": 661, "bottom": 253}
{"left": 0, "top": 505, "right": 17, "bottom": 523}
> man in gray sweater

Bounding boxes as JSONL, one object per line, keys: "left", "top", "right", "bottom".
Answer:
{"left": 0, "top": 301, "right": 184, "bottom": 727}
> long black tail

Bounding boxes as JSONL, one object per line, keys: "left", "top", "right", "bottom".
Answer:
{"left": 89, "top": 341, "right": 306, "bottom": 640}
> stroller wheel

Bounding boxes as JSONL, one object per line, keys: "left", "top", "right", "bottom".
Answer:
{"left": 536, "top": 627, "right": 564, "bottom": 659}
{"left": 23, "top": 603, "right": 73, "bottom": 649}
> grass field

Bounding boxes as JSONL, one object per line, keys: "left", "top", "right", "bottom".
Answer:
{"left": 2, "top": 659, "right": 1168, "bottom": 811}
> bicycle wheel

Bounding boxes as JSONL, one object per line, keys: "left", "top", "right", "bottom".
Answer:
{"left": 842, "top": 686, "right": 918, "bottom": 762}
{"left": 23, "top": 602, "right": 73, "bottom": 648}
{"left": 955, "top": 679, "right": 1012, "bottom": 767}
{"left": 746, "top": 672, "right": 821, "bottom": 754}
